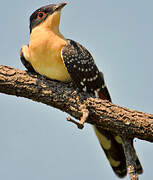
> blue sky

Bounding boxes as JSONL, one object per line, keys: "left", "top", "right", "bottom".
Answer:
{"left": 0, "top": 0, "right": 153, "bottom": 179}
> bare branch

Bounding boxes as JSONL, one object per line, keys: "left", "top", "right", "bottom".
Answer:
{"left": 0, "top": 65, "right": 153, "bottom": 143}
{"left": 122, "top": 138, "right": 138, "bottom": 180}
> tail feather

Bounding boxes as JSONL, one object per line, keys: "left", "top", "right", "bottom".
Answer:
{"left": 94, "top": 126, "right": 143, "bottom": 178}
{"left": 131, "top": 141, "right": 143, "bottom": 174}
{"left": 96, "top": 72, "right": 143, "bottom": 177}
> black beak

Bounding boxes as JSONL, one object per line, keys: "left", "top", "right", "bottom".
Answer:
{"left": 54, "top": 2, "right": 67, "bottom": 12}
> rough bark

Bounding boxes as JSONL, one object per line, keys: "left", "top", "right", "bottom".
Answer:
{"left": 0, "top": 65, "right": 153, "bottom": 143}
{"left": 122, "top": 138, "right": 139, "bottom": 180}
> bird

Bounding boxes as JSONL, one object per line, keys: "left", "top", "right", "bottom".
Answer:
{"left": 20, "top": 2, "right": 143, "bottom": 178}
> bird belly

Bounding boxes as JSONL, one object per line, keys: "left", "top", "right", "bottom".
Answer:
{"left": 28, "top": 32, "right": 71, "bottom": 82}
{"left": 31, "top": 53, "right": 71, "bottom": 82}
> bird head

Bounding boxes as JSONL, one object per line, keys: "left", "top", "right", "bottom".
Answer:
{"left": 29, "top": 2, "right": 67, "bottom": 33}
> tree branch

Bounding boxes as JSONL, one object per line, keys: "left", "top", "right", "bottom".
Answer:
{"left": 122, "top": 138, "right": 139, "bottom": 180}
{"left": 0, "top": 65, "right": 153, "bottom": 143}
{"left": 1, "top": 64, "right": 153, "bottom": 179}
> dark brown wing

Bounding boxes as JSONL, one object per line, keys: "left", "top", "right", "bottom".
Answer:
{"left": 62, "top": 39, "right": 129, "bottom": 177}
{"left": 20, "top": 46, "right": 35, "bottom": 72}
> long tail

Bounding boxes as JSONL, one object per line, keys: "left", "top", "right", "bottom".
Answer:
{"left": 94, "top": 72, "right": 143, "bottom": 177}
{"left": 94, "top": 126, "right": 143, "bottom": 178}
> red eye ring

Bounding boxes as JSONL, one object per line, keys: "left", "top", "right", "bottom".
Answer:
{"left": 37, "top": 11, "right": 46, "bottom": 19}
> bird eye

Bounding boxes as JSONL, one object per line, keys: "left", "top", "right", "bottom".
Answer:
{"left": 37, "top": 11, "right": 46, "bottom": 19}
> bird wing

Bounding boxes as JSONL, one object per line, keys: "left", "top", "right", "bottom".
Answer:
{"left": 61, "top": 39, "right": 143, "bottom": 177}
{"left": 20, "top": 46, "right": 35, "bottom": 72}
{"left": 61, "top": 39, "right": 104, "bottom": 93}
